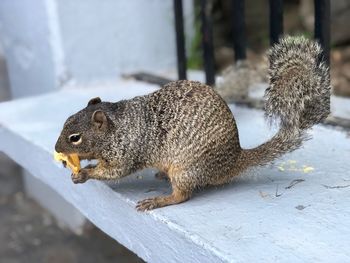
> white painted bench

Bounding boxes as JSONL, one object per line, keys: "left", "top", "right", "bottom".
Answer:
{"left": 1, "top": 79, "right": 349, "bottom": 262}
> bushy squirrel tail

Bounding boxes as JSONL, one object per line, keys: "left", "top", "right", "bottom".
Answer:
{"left": 241, "top": 36, "right": 331, "bottom": 167}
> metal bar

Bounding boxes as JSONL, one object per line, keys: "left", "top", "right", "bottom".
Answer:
{"left": 200, "top": 0, "right": 215, "bottom": 86}
{"left": 174, "top": 0, "right": 187, "bottom": 80}
{"left": 269, "top": 0, "right": 283, "bottom": 45}
{"left": 314, "top": 0, "right": 330, "bottom": 66}
{"left": 232, "top": 0, "right": 246, "bottom": 61}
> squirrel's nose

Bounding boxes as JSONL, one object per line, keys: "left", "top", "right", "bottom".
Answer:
{"left": 55, "top": 140, "right": 63, "bottom": 153}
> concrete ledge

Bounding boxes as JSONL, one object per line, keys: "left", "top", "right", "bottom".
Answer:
{"left": 0, "top": 79, "right": 350, "bottom": 262}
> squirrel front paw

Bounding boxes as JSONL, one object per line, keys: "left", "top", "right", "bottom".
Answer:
{"left": 71, "top": 169, "right": 89, "bottom": 184}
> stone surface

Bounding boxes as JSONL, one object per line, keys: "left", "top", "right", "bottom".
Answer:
{"left": 22, "top": 170, "right": 86, "bottom": 234}
{"left": 0, "top": 80, "right": 349, "bottom": 262}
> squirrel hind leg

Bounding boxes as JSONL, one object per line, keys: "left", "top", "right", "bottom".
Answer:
{"left": 136, "top": 186, "right": 191, "bottom": 211}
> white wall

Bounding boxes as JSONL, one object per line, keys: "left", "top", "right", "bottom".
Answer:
{"left": 0, "top": 0, "right": 57, "bottom": 98}
{"left": 0, "top": 0, "right": 194, "bottom": 98}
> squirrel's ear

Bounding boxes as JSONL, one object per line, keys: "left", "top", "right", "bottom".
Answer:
{"left": 91, "top": 110, "right": 108, "bottom": 130}
{"left": 88, "top": 97, "right": 102, "bottom": 106}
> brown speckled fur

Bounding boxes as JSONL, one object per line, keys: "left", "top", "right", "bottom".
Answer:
{"left": 55, "top": 36, "right": 330, "bottom": 211}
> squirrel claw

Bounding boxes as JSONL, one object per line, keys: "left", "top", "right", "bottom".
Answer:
{"left": 71, "top": 169, "right": 89, "bottom": 184}
{"left": 136, "top": 198, "right": 160, "bottom": 211}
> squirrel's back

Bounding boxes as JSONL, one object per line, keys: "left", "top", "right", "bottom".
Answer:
{"left": 141, "top": 80, "right": 242, "bottom": 181}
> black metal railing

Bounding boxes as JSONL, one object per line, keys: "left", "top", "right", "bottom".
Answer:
{"left": 173, "top": 0, "right": 331, "bottom": 85}
{"left": 199, "top": 0, "right": 215, "bottom": 85}
{"left": 269, "top": 0, "right": 284, "bottom": 46}
{"left": 314, "top": 0, "right": 330, "bottom": 65}
{"left": 232, "top": 0, "right": 246, "bottom": 62}
{"left": 174, "top": 0, "right": 187, "bottom": 80}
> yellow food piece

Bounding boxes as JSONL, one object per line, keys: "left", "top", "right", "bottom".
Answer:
{"left": 302, "top": 166, "right": 314, "bottom": 173}
{"left": 54, "top": 151, "right": 81, "bottom": 175}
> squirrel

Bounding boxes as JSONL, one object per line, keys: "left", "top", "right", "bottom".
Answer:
{"left": 55, "top": 36, "right": 330, "bottom": 211}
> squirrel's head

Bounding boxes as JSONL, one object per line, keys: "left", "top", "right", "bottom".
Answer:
{"left": 55, "top": 97, "right": 114, "bottom": 159}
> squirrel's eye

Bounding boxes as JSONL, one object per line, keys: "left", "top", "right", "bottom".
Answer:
{"left": 69, "top": 133, "right": 82, "bottom": 145}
